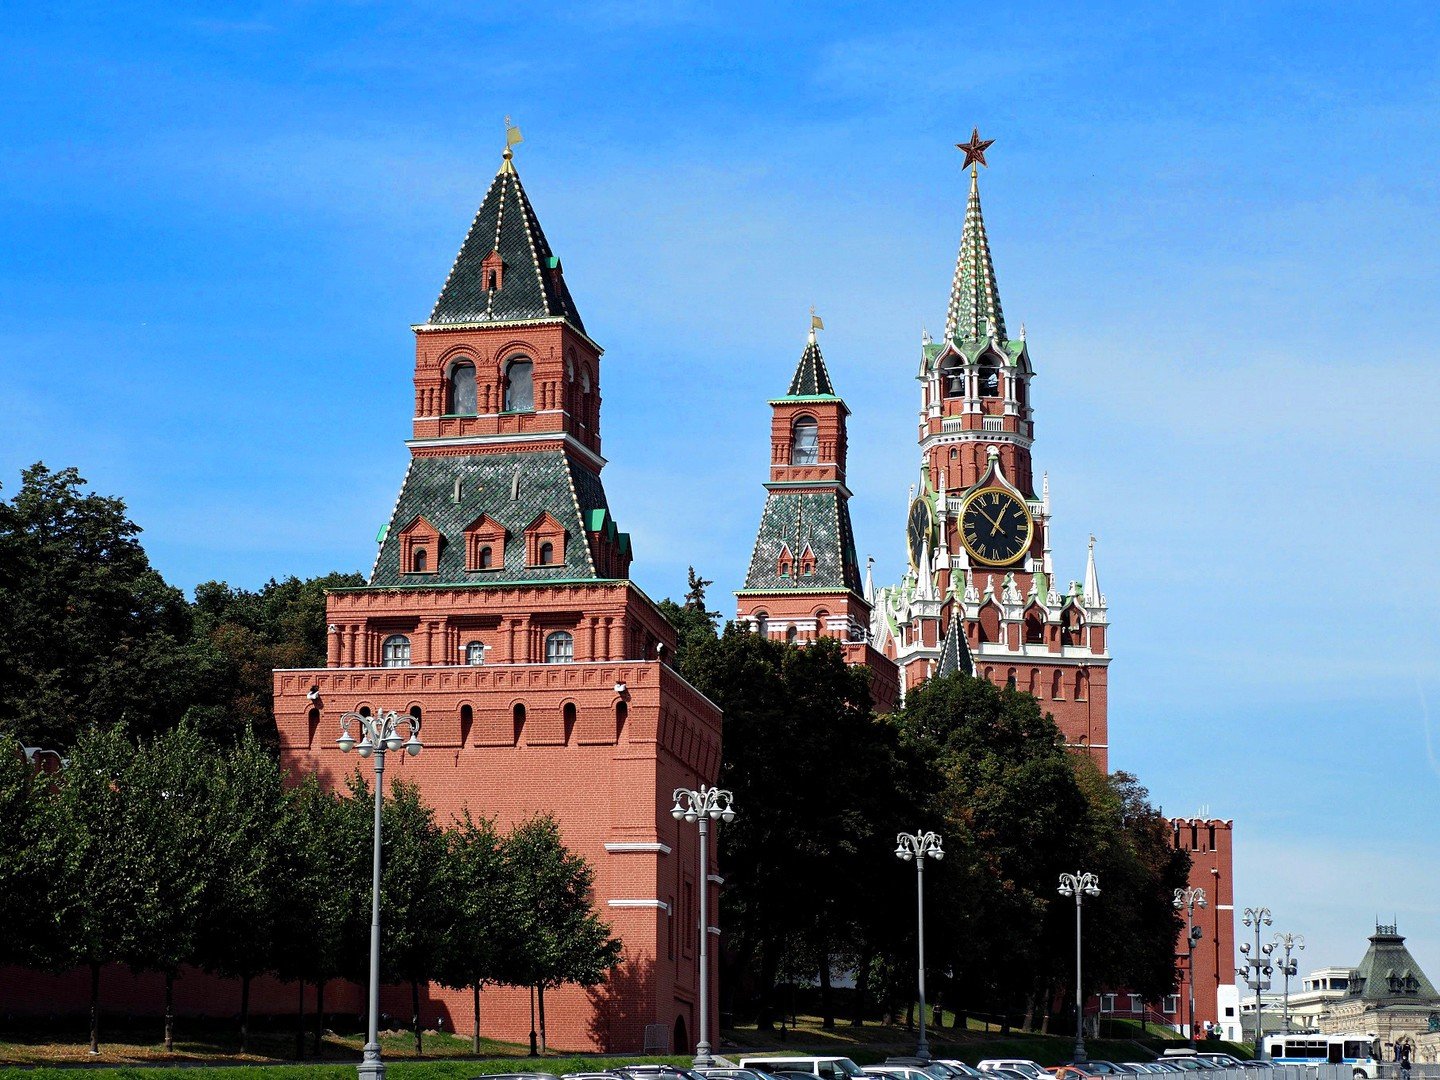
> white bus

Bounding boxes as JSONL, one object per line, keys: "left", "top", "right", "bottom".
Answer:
{"left": 1263, "top": 1033, "right": 1381, "bottom": 1078}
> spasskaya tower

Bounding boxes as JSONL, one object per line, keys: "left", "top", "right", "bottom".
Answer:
{"left": 869, "top": 131, "right": 1111, "bottom": 766}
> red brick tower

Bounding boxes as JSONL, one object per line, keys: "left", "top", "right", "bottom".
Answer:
{"left": 870, "top": 147, "right": 1111, "bottom": 764}
{"left": 273, "top": 141, "right": 723, "bottom": 1054}
{"left": 733, "top": 321, "right": 899, "bottom": 712}
{"left": 1167, "top": 818, "right": 1237, "bottom": 1036}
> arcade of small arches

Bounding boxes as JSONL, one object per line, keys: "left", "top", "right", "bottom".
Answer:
{"left": 935, "top": 351, "right": 1029, "bottom": 407}
{"left": 327, "top": 615, "right": 668, "bottom": 668}
{"left": 380, "top": 629, "right": 577, "bottom": 668}
{"left": 304, "top": 696, "right": 631, "bottom": 750}
{"left": 748, "top": 608, "right": 862, "bottom": 644}
{"left": 439, "top": 348, "right": 597, "bottom": 430}
{"left": 398, "top": 512, "right": 567, "bottom": 576}
{"left": 978, "top": 663, "right": 1091, "bottom": 702}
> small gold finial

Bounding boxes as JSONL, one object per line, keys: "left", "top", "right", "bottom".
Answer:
{"left": 956, "top": 127, "right": 995, "bottom": 174}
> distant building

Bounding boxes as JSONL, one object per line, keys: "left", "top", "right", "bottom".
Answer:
{"left": 1320, "top": 924, "right": 1440, "bottom": 1059}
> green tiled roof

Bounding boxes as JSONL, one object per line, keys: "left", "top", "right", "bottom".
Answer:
{"left": 945, "top": 168, "right": 1007, "bottom": 345}
{"left": 1347, "top": 926, "right": 1439, "bottom": 1002}
{"left": 741, "top": 489, "right": 862, "bottom": 593}
{"left": 786, "top": 337, "right": 835, "bottom": 396}
{"left": 429, "top": 159, "right": 586, "bottom": 333}
{"left": 370, "top": 451, "right": 613, "bottom": 585}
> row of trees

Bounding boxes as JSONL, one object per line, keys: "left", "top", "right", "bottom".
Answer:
{"left": 663, "top": 577, "right": 1191, "bottom": 1033}
{"left": 1, "top": 723, "right": 618, "bottom": 1055}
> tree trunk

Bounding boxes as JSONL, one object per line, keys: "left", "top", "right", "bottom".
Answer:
{"left": 164, "top": 971, "right": 176, "bottom": 1052}
{"left": 538, "top": 983, "right": 548, "bottom": 1054}
{"left": 472, "top": 983, "right": 481, "bottom": 1055}
{"left": 89, "top": 962, "right": 101, "bottom": 1055}
{"left": 313, "top": 979, "right": 326, "bottom": 1057}
{"left": 1023, "top": 990, "right": 1035, "bottom": 1032}
{"left": 295, "top": 978, "right": 306, "bottom": 1059}
{"left": 528, "top": 985, "right": 538, "bottom": 1057}
{"left": 240, "top": 972, "right": 252, "bottom": 1054}
{"left": 906, "top": 1000, "right": 914, "bottom": 1031}
{"left": 819, "top": 953, "right": 835, "bottom": 1030}
{"left": 412, "top": 978, "right": 423, "bottom": 1055}
{"left": 757, "top": 941, "right": 777, "bottom": 1030}
{"left": 851, "top": 950, "right": 871, "bottom": 1028}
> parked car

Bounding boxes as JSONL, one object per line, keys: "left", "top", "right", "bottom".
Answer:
{"left": 695, "top": 1070, "right": 787, "bottom": 1080}
{"left": 1195, "top": 1058, "right": 1244, "bottom": 1070}
{"left": 883, "top": 1058, "right": 971, "bottom": 1080}
{"left": 1047, "top": 1066, "right": 1102, "bottom": 1080}
{"left": 867, "top": 1067, "right": 934, "bottom": 1080}
{"left": 980, "top": 1061, "right": 1049, "bottom": 1080}
{"left": 738, "top": 1058, "right": 869, "bottom": 1080}
{"left": 618, "top": 1068, "right": 707, "bottom": 1080}
{"left": 1082, "top": 1063, "right": 1131, "bottom": 1076}
{"left": 934, "top": 1064, "right": 986, "bottom": 1080}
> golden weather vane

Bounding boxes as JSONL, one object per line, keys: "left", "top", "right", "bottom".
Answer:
{"left": 956, "top": 126, "right": 995, "bottom": 172}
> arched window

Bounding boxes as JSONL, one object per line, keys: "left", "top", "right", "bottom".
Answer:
{"left": 791, "top": 416, "right": 819, "bottom": 464}
{"left": 563, "top": 702, "right": 577, "bottom": 741}
{"left": 786, "top": 625, "right": 798, "bottom": 644}
{"left": 1016, "top": 376, "right": 1028, "bottom": 407}
{"left": 413, "top": 548, "right": 428, "bottom": 572}
{"left": 979, "top": 355, "right": 1001, "bottom": 398}
{"left": 814, "top": 610, "right": 829, "bottom": 637}
{"left": 512, "top": 702, "right": 526, "bottom": 743}
{"left": 465, "top": 641, "right": 485, "bottom": 665}
{"left": 1024, "top": 610, "right": 1045, "bottom": 644}
{"left": 538, "top": 541, "right": 555, "bottom": 565}
{"left": 940, "top": 355, "right": 965, "bottom": 397}
{"left": 1006, "top": 668, "right": 1017, "bottom": 690}
{"left": 1052, "top": 670, "right": 1065, "bottom": 699}
{"left": 754, "top": 611, "right": 769, "bottom": 637}
{"left": 545, "top": 631, "right": 574, "bottom": 664}
{"left": 615, "top": 700, "right": 628, "bottom": 740}
{"left": 382, "top": 634, "right": 411, "bottom": 667}
{"left": 504, "top": 357, "right": 534, "bottom": 412}
{"left": 449, "top": 361, "right": 477, "bottom": 415}
{"left": 478, "top": 545, "right": 493, "bottom": 569}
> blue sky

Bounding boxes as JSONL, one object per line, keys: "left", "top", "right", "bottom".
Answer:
{"left": 5, "top": 2, "right": 1440, "bottom": 983}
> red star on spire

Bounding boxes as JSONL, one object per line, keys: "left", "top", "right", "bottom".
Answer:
{"left": 956, "top": 127, "right": 995, "bottom": 170}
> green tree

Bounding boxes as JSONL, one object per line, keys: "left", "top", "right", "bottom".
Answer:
{"left": 197, "top": 729, "right": 289, "bottom": 1053}
{"left": 889, "top": 671, "right": 1090, "bottom": 1029}
{"left": 338, "top": 773, "right": 452, "bottom": 1055}
{"left": 0, "top": 737, "right": 68, "bottom": 970}
{"left": 122, "top": 721, "right": 224, "bottom": 1051}
{"left": 51, "top": 724, "right": 144, "bottom": 1054}
{"left": 656, "top": 567, "right": 722, "bottom": 670}
{"left": 679, "top": 625, "right": 915, "bottom": 1029}
{"left": 273, "top": 775, "right": 354, "bottom": 1057}
{"left": 435, "top": 810, "right": 508, "bottom": 1052}
{"left": 0, "top": 464, "right": 195, "bottom": 747}
{"left": 502, "top": 815, "right": 621, "bottom": 1052}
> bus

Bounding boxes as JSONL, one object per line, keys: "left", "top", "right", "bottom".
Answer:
{"left": 1263, "top": 1033, "right": 1381, "bottom": 1078}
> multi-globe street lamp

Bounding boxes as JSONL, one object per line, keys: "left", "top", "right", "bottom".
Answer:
{"left": 337, "top": 708, "right": 422, "bottom": 1080}
{"left": 1237, "top": 907, "right": 1274, "bottom": 1058}
{"left": 1059, "top": 872, "right": 1101, "bottom": 1063}
{"left": 1173, "top": 887, "right": 1207, "bottom": 1047}
{"left": 895, "top": 830, "right": 944, "bottom": 1062}
{"left": 671, "top": 785, "right": 736, "bottom": 1068}
{"left": 1272, "top": 931, "right": 1304, "bottom": 1034}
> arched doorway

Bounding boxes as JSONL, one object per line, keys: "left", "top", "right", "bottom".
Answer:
{"left": 673, "top": 1013, "right": 689, "bottom": 1055}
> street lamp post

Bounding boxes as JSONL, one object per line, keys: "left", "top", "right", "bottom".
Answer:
{"left": 1236, "top": 907, "right": 1274, "bottom": 1059}
{"left": 1272, "top": 932, "right": 1304, "bottom": 1034}
{"left": 671, "top": 785, "right": 736, "bottom": 1068}
{"left": 337, "top": 709, "right": 423, "bottom": 1080}
{"left": 1173, "top": 887, "right": 1207, "bottom": 1047}
{"left": 1060, "top": 872, "right": 1101, "bottom": 1063}
{"left": 895, "top": 831, "right": 944, "bottom": 1062}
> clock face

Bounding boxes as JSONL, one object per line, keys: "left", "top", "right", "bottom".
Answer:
{"left": 907, "top": 497, "right": 932, "bottom": 569}
{"left": 960, "top": 486, "right": 1033, "bottom": 566}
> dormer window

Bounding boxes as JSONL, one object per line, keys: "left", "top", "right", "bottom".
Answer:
{"left": 398, "top": 515, "right": 440, "bottom": 575}
{"left": 449, "top": 361, "right": 477, "bottom": 416}
{"left": 539, "top": 541, "right": 554, "bottom": 565}
{"left": 413, "top": 549, "right": 428, "bottom": 572}
{"left": 481, "top": 249, "right": 504, "bottom": 292}
{"left": 504, "top": 357, "right": 534, "bottom": 412}
{"left": 478, "top": 545, "right": 493, "bottom": 568}
{"left": 525, "top": 511, "right": 567, "bottom": 567}
{"left": 791, "top": 416, "right": 819, "bottom": 465}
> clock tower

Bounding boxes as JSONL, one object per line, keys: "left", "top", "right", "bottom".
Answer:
{"left": 871, "top": 135, "right": 1110, "bottom": 765}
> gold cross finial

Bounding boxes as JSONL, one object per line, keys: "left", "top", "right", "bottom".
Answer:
{"left": 956, "top": 127, "right": 995, "bottom": 173}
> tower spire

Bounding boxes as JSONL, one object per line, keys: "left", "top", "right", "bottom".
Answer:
{"left": 1084, "top": 534, "right": 1101, "bottom": 604}
{"left": 945, "top": 131, "right": 1007, "bottom": 344}
{"left": 786, "top": 311, "right": 835, "bottom": 396}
